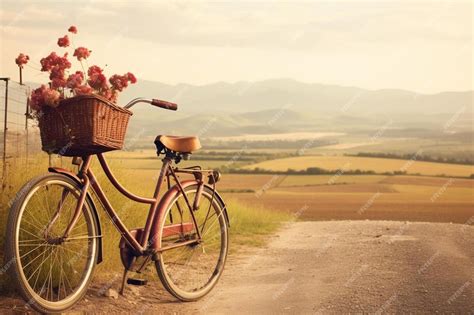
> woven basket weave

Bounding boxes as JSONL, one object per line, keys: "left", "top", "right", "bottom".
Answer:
{"left": 39, "top": 94, "right": 132, "bottom": 156}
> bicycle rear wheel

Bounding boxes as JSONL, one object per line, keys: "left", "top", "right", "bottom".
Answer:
{"left": 5, "top": 173, "right": 99, "bottom": 313}
{"left": 156, "top": 185, "right": 229, "bottom": 301}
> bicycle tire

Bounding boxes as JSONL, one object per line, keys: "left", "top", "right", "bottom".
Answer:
{"left": 5, "top": 173, "right": 99, "bottom": 313}
{"left": 155, "top": 184, "right": 229, "bottom": 301}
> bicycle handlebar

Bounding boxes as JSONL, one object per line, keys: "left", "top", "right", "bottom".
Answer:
{"left": 151, "top": 99, "right": 178, "bottom": 111}
{"left": 123, "top": 97, "right": 178, "bottom": 111}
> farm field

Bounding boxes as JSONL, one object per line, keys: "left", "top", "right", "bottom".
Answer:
{"left": 209, "top": 132, "right": 344, "bottom": 142}
{"left": 100, "top": 150, "right": 474, "bottom": 225}
{"left": 222, "top": 175, "right": 474, "bottom": 223}
{"left": 244, "top": 155, "right": 474, "bottom": 177}
{"left": 113, "top": 155, "right": 474, "bottom": 224}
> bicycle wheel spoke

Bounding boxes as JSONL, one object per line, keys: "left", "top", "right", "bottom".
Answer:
{"left": 30, "top": 190, "right": 49, "bottom": 224}
{"left": 20, "top": 227, "right": 42, "bottom": 240}
{"left": 57, "top": 261, "right": 63, "bottom": 301}
{"left": 166, "top": 245, "right": 192, "bottom": 266}
{"left": 60, "top": 243, "right": 87, "bottom": 258}
{"left": 60, "top": 247, "right": 75, "bottom": 294}
{"left": 18, "top": 239, "right": 48, "bottom": 244}
{"left": 27, "top": 246, "right": 53, "bottom": 282}
{"left": 20, "top": 242, "right": 48, "bottom": 261}
{"left": 46, "top": 248, "right": 55, "bottom": 301}
{"left": 200, "top": 212, "right": 224, "bottom": 239}
{"left": 43, "top": 186, "right": 53, "bottom": 222}
{"left": 199, "top": 211, "right": 217, "bottom": 233}
{"left": 21, "top": 217, "right": 47, "bottom": 234}
{"left": 199, "top": 200, "right": 214, "bottom": 233}
{"left": 70, "top": 220, "right": 87, "bottom": 233}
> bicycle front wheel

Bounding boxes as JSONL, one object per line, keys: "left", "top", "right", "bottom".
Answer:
{"left": 5, "top": 173, "right": 99, "bottom": 313}
{"left": 156, "top": 185, "right": 229, "bottom": 301}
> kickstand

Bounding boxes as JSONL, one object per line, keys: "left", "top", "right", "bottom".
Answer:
{"left": 119, "top": 268, "right": 128, "bottom": 295}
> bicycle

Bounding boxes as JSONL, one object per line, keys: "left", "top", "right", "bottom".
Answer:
{"left": 4, "top": 98, "right": 230, "bottom": 313}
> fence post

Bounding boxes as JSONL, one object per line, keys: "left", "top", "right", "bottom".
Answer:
{"left": 25, "top": 96, "right": 30, "bottom": 168}
{"left": 1, "top": 77, "right": 10, "bottom": 181}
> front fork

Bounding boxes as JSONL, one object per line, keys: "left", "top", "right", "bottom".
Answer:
{"left": 44, "top": 157, "right": 91, "bottom": 242}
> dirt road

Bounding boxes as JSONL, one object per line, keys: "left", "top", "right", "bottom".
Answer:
{"left": 197, "top": 221, "right": 473, "bottom": 314}
{"left": 1, "top": 221, "right": 472, "bottom": 314}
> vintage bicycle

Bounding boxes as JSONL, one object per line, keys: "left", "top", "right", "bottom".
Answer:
{"left": 4, "top": 97, "right": 230, "bottom": 313}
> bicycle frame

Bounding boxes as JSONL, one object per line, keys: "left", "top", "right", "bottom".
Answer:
{"left": 50, "top": 153, "right": 210, "bottom": 257}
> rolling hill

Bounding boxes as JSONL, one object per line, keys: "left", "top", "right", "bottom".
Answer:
{"left": 121, "top": 78, "right": 473, "bottom": 115}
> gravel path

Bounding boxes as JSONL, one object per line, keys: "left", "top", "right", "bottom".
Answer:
{"left": 198, "top": 221, "right": 474, "bottom": 314}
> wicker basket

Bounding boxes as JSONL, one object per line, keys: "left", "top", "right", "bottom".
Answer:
{"left": 39, "top": 94, "right": 132, "bottom": 156}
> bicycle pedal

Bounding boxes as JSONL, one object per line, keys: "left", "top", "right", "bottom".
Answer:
{"left": 127, "top": 278, "right": 148, "bottom": 286}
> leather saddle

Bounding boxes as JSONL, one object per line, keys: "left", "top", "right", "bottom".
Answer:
{"left": 154, "top": 135, "right": 201, "bottom": 154}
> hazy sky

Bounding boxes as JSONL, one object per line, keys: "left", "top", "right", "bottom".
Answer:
{"left": 0, "top": 0, "right": 472, "bottom": 93}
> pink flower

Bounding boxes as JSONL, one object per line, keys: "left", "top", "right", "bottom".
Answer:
{"left": 49, "top": 66, "right": 65, "bottom": 80}
{"left": 57, "top": 52, "right": 71, "bottom": 69}
{"left": 40, "top": 52, "right": 71, "bottom": 72}
{"left": 40, "top": 52, "right": 59, "bottom": 71}
{"left": 73, "top": 47, "right": 91, "bottom": 60}
{"left": 110, "top": 73, "right": 137, "bottom": 91}
{"left": 15, "top": 53, "right": 29, "bottom": 68}
{"left": 74, "top": 85, "right": 93, "bottom": 95}
{"left": 126, "top": 72, "right": 137, "bottom": 84}
{"left": 66, "top": 71, "right": 84, "bottom": 89}
{"left": 49, "top": 65, "right": 67, "bottom": 88}
{"left": 87, "top": 65, "right": 103, "bottom": 77}
{"left": 68, "top": 26, "right": 77, "bottom": 34}
{"left": 42, "top": 88, "right": 61, "bottom": 107}
{"left": 30, "top": 85, "right": 47, "bottom": 111}
{"left": 88, "top": 73, "right": 108, "bottom": 90}
{"left": 109, "top": 74, "right": 128, "bottom": 91}
{"left": 51, "top": 77, "right": 67, "bottom": 89}
{"left": 57, "top": 35, "right": 70, "bottom": 47}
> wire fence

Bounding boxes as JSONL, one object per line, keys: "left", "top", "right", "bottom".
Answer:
{"left": 0, "top": 78, "right": 42, "bottom": 180}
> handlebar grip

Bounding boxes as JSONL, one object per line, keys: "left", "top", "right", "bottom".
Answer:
{"left": 151, "top": 99, "right": 178, "bottom": 111}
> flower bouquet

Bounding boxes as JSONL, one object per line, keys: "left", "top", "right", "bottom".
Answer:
{"left": 16, "top": 26, "right": 137, "bottom": 156}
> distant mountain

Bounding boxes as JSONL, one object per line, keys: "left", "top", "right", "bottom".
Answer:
{"left": 120, "top": 78, "right": 473, "bottom": 115}
{"left": 119, "top": 79, "right": 473, "bottom": 140}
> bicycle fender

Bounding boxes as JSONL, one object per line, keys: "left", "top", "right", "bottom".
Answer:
{"left": 48, "top": 167, "right": 103, "bottom": 264}
{"left": 149, "top": 180, "right": 229, "bottom": 251}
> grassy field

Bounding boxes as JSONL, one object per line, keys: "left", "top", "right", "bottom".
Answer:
{"left": 243, "top": 155, "right": 474, "bottom": 177}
